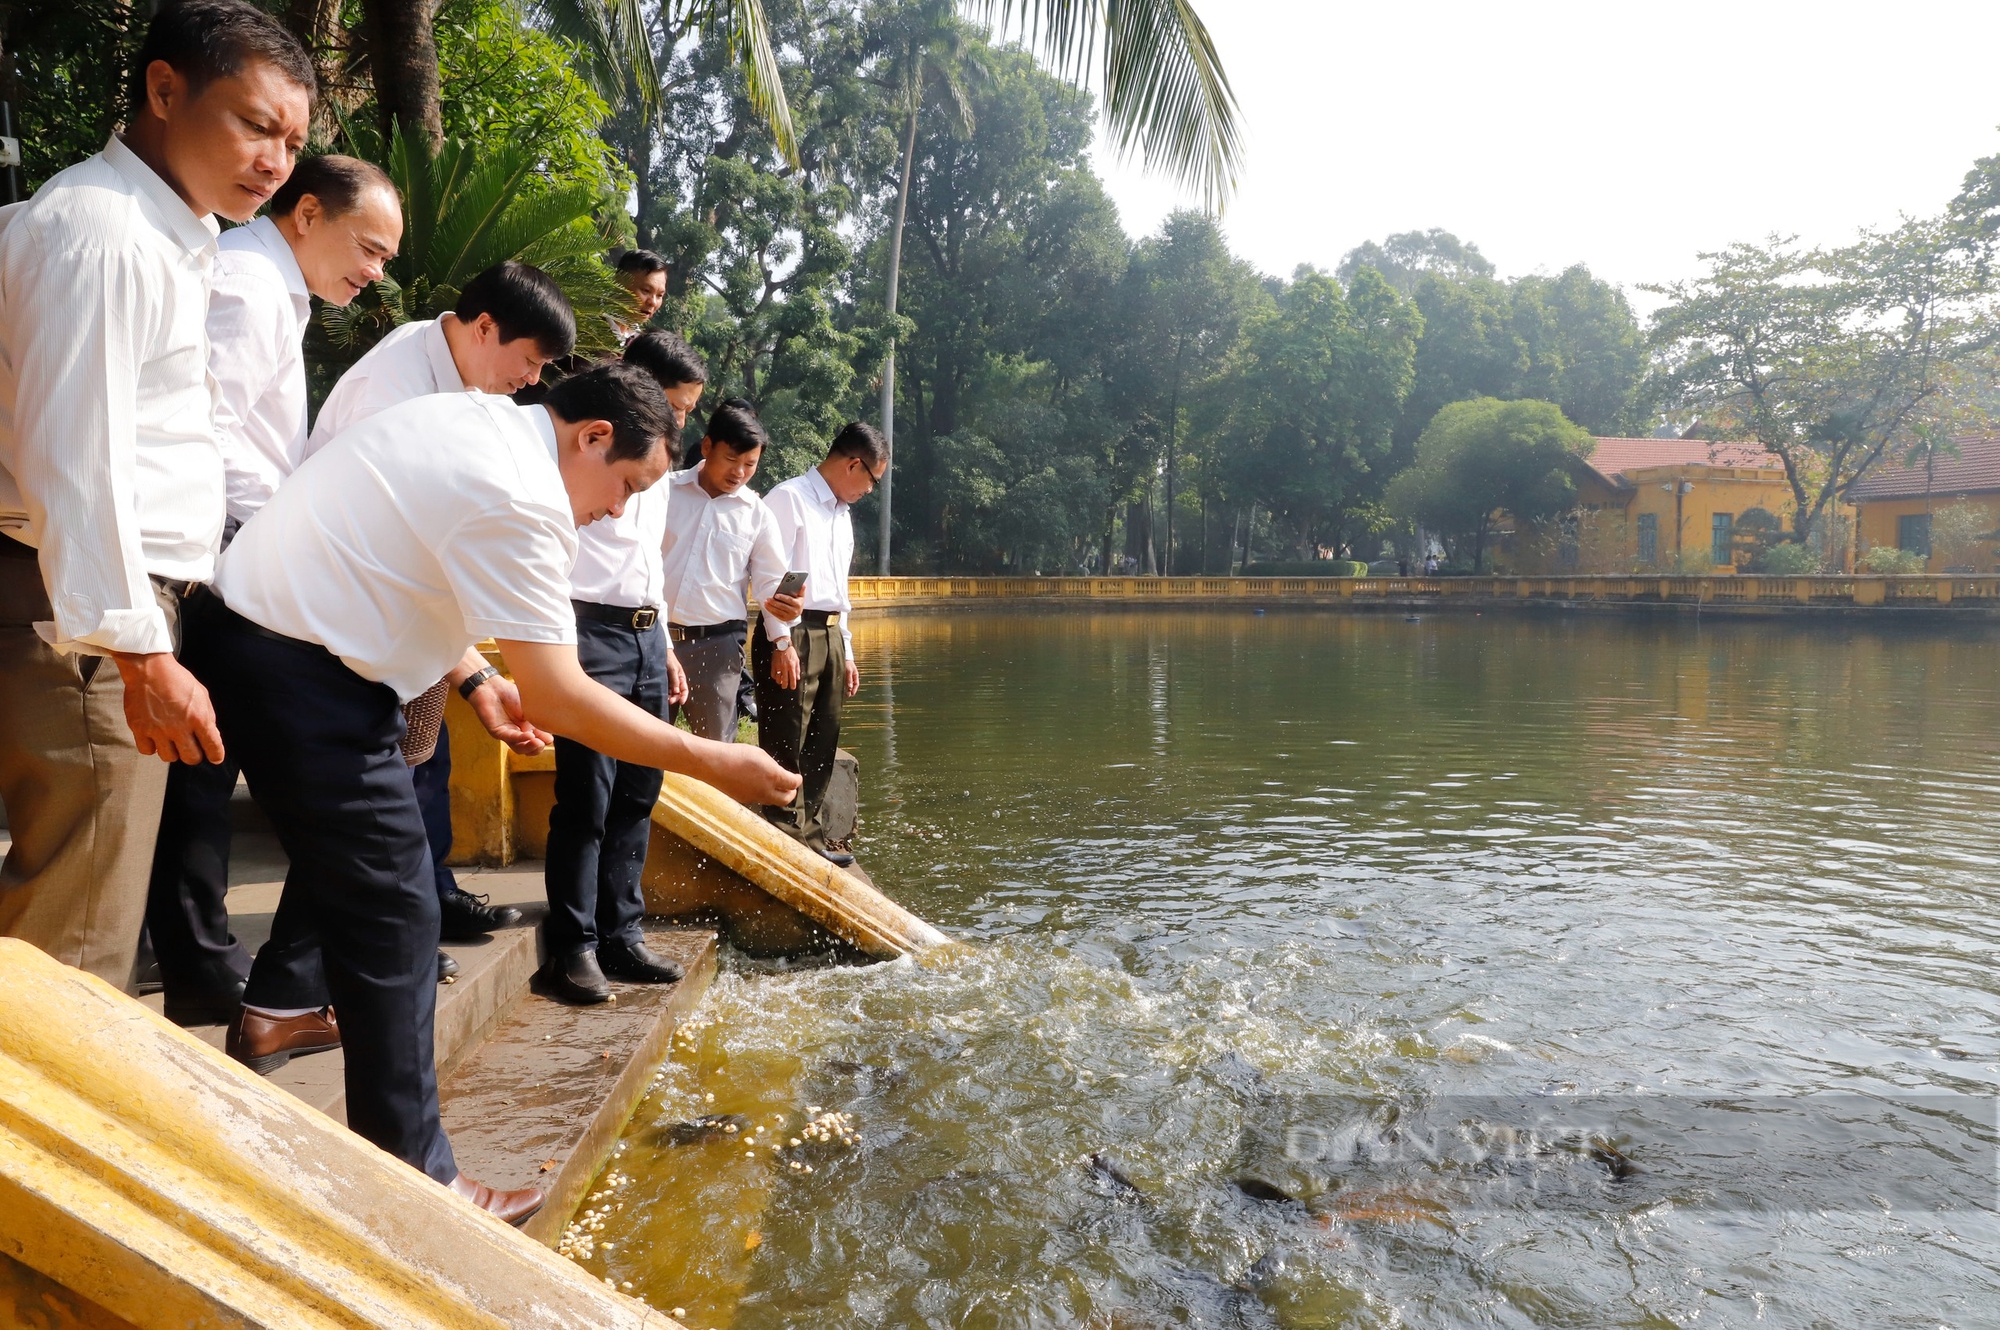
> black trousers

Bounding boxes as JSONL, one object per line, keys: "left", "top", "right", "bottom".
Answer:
{"left": 182, "top": 597, "right": 456, "bottom": 1183}
{"left": 144, "top": 749, "right": 251, "bottom": 993}
{"left": 752, "top": 619, "right": 844, "bottom": 847}
{"left": 543, "top": 615, "right": 667, "bottom": 957}
{"left": 410, "top": 727, "right": 458, "bottom": 900}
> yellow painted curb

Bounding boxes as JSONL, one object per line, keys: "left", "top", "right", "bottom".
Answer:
{"left": 0, "top": 940, "right": 682, "bottom": 1329}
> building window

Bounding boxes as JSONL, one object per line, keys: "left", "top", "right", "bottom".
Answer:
{"left": 1711, "top": 512, "right": 1733, "bottom": 567}
{"left": 1898, "top": 513, "right": 1931, "bottom": 556}
{"left": 1637, "top": 513, "right": 1658, "bottom": 564}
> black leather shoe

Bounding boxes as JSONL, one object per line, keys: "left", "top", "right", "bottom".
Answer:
{"left": 598, "top": 939, "right": 684, "bottom": 984}
{"left": 540, "top": 948, "right": 611, "bottom": 1005}
{"left": 817, "top": 846, "right": 856, "bottom": 868}
{"left": 437, "top": 950, "right": 460, "bottom": 982}
{"left": 163, "top": 975, "right": 248, "bottom": 1027}
{"left": 439, "top": 887, "right": 523, "bottom": 940}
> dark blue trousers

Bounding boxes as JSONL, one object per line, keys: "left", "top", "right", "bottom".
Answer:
{"left": 409, "top": 727, "right": 458, "bottom": 900}
{"left": 183, "top": 597, "right": 456, "bottom": 1183}
{"left": 144, "top": 748, "right": 252, "bottom": 992}
{"left": 543, "top": 614, "right": 667, "bottom": 958}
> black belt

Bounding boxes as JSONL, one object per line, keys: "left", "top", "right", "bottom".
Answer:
{"left": 798, "top": 609, "right": 841, "bottom": 626}
{"left": 573, "top": 600, "right": 659, "bottom": 630}
{"left": 195, "top": 587, "right": 332, "bottom": 657}
{"left": 669, "top": 619, "right": 746, "bottom": 643}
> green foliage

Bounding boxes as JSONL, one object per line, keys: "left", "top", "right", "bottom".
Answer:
{"left": 1859, "top": 545, "right": 1927, "bottom": 574}
{"left": 1390, "top": 262, "right": 1642, "bottom": 442}
{"left": 1215, "top": 265, "right": 1421, "bottom": 553}
{"left": 1929, "top": 499, "right": 1998, "bottom": 571}
{"left": 318, "top": 124, "right": 626, "bottom": 380}
{"left": 3, "top": 0, "right": 144, "bottom": 190}
{"left": 434, "top": 0, "right": 630, "bottom": 202}
{"left": 1753, "top": 540, "right": 1824, "bottom": 575}
{"left": 1336, "top": 229, "right": 1494, "bottom": 297}
{"left": 1645, "top": 218, "right": 1997, "bottom": 543}
{"left": 1386, "top": 398, "right": 1594, "bottom": 571}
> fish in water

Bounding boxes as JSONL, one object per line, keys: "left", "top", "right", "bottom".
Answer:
{"left": 1230, "top": 1177, "right": 1302, "bottom": 1206}
{"left": 659, "top": 1113, "right": 750, "bottom": 1146}
{"left": 1084, "top": 1152, "right": 1144, "bottom": 1201}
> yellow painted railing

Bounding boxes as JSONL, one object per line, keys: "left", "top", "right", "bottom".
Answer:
{"left": 847, "top": 574, "right": 2000, "bottom": 609}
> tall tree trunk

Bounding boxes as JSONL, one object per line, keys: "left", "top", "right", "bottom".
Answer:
{"left": 1162, "top": 339, "right": 1184, "bottom": 576}
{"left": 366, "top": 0, "right": 442, "bottom": 151}
{"left": 879, "top": 105, "right": 918, "bottom": 575}
{"left": 1141, "top": 480, "right": 1158, "bottom": 575}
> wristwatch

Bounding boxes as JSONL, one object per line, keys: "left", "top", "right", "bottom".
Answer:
{"left": 458, "top": 665, "right": 501, "bottom": 699}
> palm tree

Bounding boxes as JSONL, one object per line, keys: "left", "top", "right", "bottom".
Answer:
{"left": 973, "top": 0, "right": 1242, "bottom": 207}
{"left": 873, "top": 1, "right": 983, "bottom": 574}
{"left": 321, "top": 123, "right": 630, "bottom": 373}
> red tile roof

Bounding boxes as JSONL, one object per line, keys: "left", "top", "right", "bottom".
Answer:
{"left": 1585, "top": 436, "right": 1783, "bottom": 483}
{"left": 1847, "top": 434, "right": 2000, "bottom": 501}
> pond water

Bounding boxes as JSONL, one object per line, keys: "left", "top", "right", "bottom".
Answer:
{"left": 586, "top": 609, "right": 2000, "bottom": 1328}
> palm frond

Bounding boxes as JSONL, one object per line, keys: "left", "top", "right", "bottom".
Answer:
{"left": 690, "top": 0, "right": 798, "bottom": 166}
{"left": 971, "top": 0, "right": 1241, "bottom": 207}
{"left": 524, "top": 0, "right": 661, "bottom": 118}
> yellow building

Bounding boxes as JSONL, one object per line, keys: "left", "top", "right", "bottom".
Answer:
{"left": 1849, "top": 434, "right": 2000, "bottom": 573}
{"left": 1497, "top": 436, "right": 1798, "bottom": 573}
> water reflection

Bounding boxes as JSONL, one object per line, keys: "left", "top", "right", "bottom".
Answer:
{"left": 598, "top": 611, "right": 2000, "bottom": 1327}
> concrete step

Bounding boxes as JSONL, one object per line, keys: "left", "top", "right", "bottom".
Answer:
{"left": 146, "top": 864, "right": 550, "bottom": 1121}
{"left": 438, "top": 926, "right": 717, "bottom": 1244}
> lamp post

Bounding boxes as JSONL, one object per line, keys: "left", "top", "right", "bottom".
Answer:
{"left": 1662, "top": 480, "right": 1694, "bottom": 563}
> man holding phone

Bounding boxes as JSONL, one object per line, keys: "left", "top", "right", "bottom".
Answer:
{"left": 755, "top": 422, "right": 886, "bottom": 867}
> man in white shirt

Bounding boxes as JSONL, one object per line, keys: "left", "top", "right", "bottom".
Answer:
{"left": 315, "top": 258, "right": 575, "bottom": 946}
{"left": 754, "top": 422, "right": 887, "bottom": 866}
{"left": 145, "top": 153, "right": 402, "bottom": 1027}
{"left": 0, "top": 0, "right": 314, "bottom": 986}
{"left": 188, "top": 363, "right": 798, "bottom": 1221}
{"left": 609, "top": 249, "right": 668, "bottom": 345}
{"left": 541, "top": 363, "right": 793, "bottom": 1004}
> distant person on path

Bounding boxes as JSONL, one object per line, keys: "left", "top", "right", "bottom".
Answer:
{"left": 755, "top": 422, "right": 887, "bottom": 866}
{"left": 147, "top": 153, "right": 400, "bottom": 1027}
{"left": 190, "top": 362, "right": 798, "bottom": 1221}
{"left": 0, "top": 0, "right": 313, "bottom": 987}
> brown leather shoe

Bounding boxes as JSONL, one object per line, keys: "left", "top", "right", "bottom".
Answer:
{"left": 227, "top": 1006, "right": 340, "bottom": 1076}
{"left": 449, "top": 1174, "right": 545, "bottom": 1227}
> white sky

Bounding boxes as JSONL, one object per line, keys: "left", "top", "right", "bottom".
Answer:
{"left": 1088, "top": 0, "right": 2000, "bottom": 316}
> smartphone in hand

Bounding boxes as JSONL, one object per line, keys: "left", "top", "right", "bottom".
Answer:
{"left": 776, "top": 570, "right": 808, "bottom": 598}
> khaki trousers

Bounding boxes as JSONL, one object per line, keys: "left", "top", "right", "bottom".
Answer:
{"left": 0, "top": 552, "right": 180, "bottom": 989}
{"left": 751, "top": 618, "right": 844, "bottom": 849}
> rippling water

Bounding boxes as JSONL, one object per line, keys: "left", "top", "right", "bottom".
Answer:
{"left": 590, "top": 609, "right": 2000, "bottom": 1328}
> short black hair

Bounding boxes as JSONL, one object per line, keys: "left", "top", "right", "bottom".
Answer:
{"left": 614, "top": 249, "right": 670, "bottom": 280}
{"left": 454, "top": 261, "right": 576, "bottom": 359}
{"left": 129, "top": 0, "right": 316, "bottom": 117}
{"left": 268, "top": 153, "right": 394, "bottom": 219}
{"left": 703, "top": 398, "right": 768, "bottom": 456}
{"left": 828, "top": 420, "right": 888, "bottom": 468}
{"left": 624, "top": 329, "right": 707, "bottom": 390}
{"left": 544, "top": 362, "right": 674, "bottom": 465}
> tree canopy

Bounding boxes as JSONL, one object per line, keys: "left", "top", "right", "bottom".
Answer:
{"left": 1385, "top": 397, "right": 1594, "bottom": 571}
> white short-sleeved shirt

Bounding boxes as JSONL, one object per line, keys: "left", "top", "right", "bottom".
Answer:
{"left": 308, "top": 316, "right": 467, "bottom": 453}
{"left": 216, "top": 393, "right": 578, "bottom": 700}
{"left": 569, "top": 489, "right": 666, "bottom": 610}
{"left": 569, "top": 466, "right": 787, "bottom": 623}
{"left": 761, "top": 466, "right": 854, "bottom": 649}
{"left": 210, "top": 216, "right": 311, "bottom": 524}
{"left": 0, "top": 135, "right": 222, "bottom": 654}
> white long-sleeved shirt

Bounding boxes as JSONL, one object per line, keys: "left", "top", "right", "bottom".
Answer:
{"left": 761, "top": 466, "right": 853, "bottom": 650}
{"left": 568, "top": 467, "right": 787, "bottom": 626}
{"left": 210, "top": 216, "right": 311, "bottom": 524}
{"left": 216, "top": 395, "right": 577, "bottom": 701}
{"left": 0, "top": 135, "right": 222, "bottom": 654}
{"left": 309, "top": 317, "right": 466, "bottom": 451}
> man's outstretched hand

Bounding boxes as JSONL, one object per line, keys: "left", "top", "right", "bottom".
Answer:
{"left": 689, "top": 736, "right": 801, "bottom": 807}
{"left": 113, "top": 651, "right": 224, "bottom": 764}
